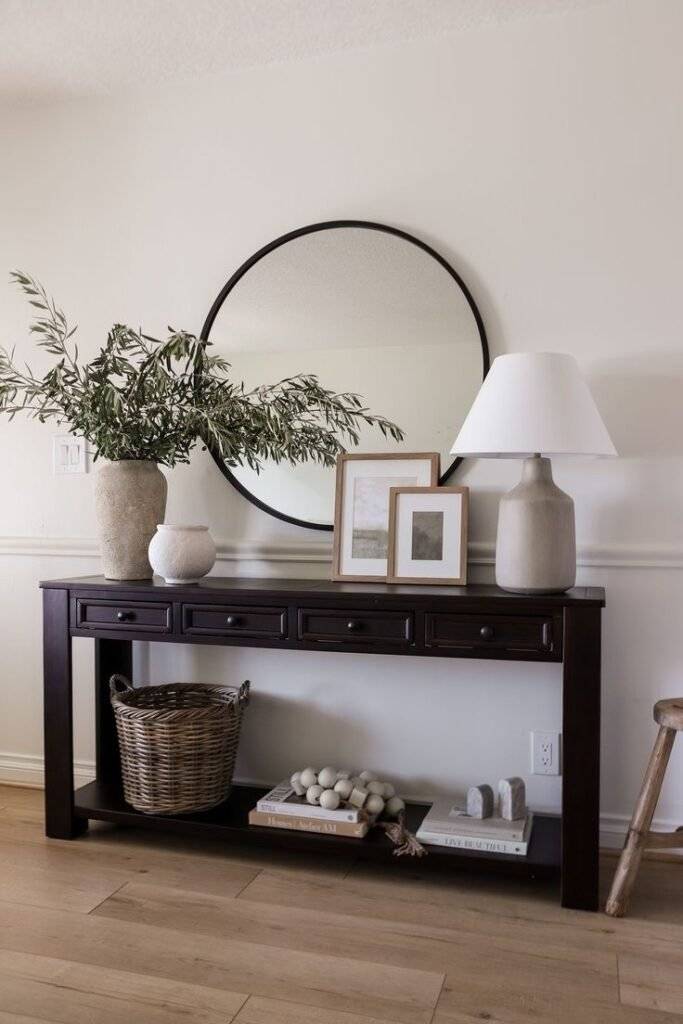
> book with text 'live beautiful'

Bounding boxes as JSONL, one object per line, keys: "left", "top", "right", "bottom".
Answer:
{"left": 256, "top": 780, "right": 362, "bottom": 823}
{"left": 417, "top": 811, "right": 534, "bottom": 856}
{"left": 248, "top": 810, "right": 369, "bottom": 838}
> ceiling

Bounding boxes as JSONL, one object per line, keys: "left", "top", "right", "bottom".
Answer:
{"left": 1, "top": 0, "right": 608, "bottom": 101}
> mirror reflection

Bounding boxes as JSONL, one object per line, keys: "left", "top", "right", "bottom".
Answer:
{"left": 204, "top": 225, "right": 487, "bottom": 528}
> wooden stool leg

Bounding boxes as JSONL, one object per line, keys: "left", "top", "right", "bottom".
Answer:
{"left": 605, "top": 725, "right": 676, "bottom": 917}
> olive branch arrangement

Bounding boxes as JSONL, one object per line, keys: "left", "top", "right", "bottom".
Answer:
{"left": 0, "top": 272, "right": 404, "bottom": 469}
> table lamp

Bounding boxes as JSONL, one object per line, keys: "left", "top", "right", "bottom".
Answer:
{"left": 451, "top": 352, "right": 616, "bottom": 593}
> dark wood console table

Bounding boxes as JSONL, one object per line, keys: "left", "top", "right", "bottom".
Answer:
{"left": 41, "top": 575, "right": 605, "bottom": 911}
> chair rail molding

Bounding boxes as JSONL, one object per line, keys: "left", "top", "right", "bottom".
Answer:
{"left": 0, "top": 534, "right": 682, "bottom": 570}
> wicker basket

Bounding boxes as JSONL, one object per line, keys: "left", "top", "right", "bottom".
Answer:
{"left": 110, "top": 675, "right": 250, "bottom": 815}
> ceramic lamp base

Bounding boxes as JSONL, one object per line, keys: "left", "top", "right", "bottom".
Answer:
{"left": 495, "top": 455, "right": 576, "bottom": 595}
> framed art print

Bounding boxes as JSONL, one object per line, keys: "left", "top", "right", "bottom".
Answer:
{"left": 332, "top": 453, "right": 439, "bottom": 581}
{"left": 387, "top": 486, "right": 469, "bottom": 585}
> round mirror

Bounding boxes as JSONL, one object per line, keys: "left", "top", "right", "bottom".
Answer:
{"left": 201, "top": 221, "right": 488, "bottom": 530}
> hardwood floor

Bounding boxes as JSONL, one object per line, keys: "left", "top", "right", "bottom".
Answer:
{"left": 0, "top": 785, "right": 682, "bottom": 1022}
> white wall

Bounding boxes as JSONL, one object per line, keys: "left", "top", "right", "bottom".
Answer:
{"left": 2, "top": 0, "right": 682, "bottom": 844}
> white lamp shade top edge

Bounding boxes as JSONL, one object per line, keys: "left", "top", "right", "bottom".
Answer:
{"left": 450, "top": 352, "right": 617, "bottom": 458}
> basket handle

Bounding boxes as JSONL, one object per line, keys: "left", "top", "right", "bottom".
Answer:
{"left": 109, "top": 674, "right": 133, "bottom": 699}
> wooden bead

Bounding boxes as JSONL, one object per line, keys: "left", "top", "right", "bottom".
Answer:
{"left": 300, "top": 768, "right": 318, "bottom": 789}
{"left": 290, "top": 772, "right": 306, "bottom": 797}
{"left": 336, "top": 770, "right": 351, "bottom": 780}
{"left": 359, "top": 770, "right": 377, "bottom": 783}
{"left": 382, "top": 782, "right": 395, "bottom": 799}
{"left": 306, "top": 784, "right": 323, "bottom": 805}
{"left": 318, "top": 766, "right": 337, "bottom": 789}
{"left": 349, "top": 786, "right": 369, "bottom": 808}
{"left": 367, "top": 781, "right": 385, "bottom": 796}
{"left": 385, "top": 796, "right": 405, "bottom": 818}
{"left": 319, "top": 789, "right": 340, "bottom": 810}
{"left": 334, "top": 779, "right": 353, "bottom": 800}
{"left": 366, "top": 794, "right": 385, "bottom": 815}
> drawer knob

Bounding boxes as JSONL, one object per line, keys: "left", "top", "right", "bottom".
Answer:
{"left": 479, "top": 625, "right": 495, "bottom": 640}
{"left": 346, "top": 619, "right": 361, "bottom": 632}
{"left": 117, "top": 611, "right": 134, "bottom": 622}
{"left": 226, "top": 615, "right": 240, "bottom": 627}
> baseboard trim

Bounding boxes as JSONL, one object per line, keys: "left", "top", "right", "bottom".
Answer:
{"left": 1, "top": 753, "right": 679, "bottom": 856}
{"left": 1, "top": 535, "right": 682, "bottom": 570}
{"left": 0, "top": 752, "right": 95, "bottom": 790}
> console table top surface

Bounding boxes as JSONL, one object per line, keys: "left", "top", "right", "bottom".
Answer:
{"left": 40, "top": 574, "right": 605, "bottom": 606}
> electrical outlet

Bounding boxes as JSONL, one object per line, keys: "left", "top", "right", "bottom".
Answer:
{"left": 531, "top": 731, "right": 561, "bottom": 775}
{"left": 52, "top": 435, "right": 87, "bottom": 474}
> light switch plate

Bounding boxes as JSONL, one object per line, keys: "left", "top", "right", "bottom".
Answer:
{"left": 531, "top": 731, "right": 561, "bottom": 775}
{"left": 52, "top": 435, "right": 87, "bottom": 474}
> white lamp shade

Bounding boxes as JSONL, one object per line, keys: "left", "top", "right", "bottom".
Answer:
{"left": 451, "top": 352, "right": 617, "bottom": 458}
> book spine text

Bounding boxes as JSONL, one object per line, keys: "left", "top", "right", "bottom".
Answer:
{"left": 249, "top": 810, "right": 368, "bottom": 837}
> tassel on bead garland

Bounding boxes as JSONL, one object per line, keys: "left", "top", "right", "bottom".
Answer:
{"left": 376, "top": 813, "right": 427, "bottom": 857}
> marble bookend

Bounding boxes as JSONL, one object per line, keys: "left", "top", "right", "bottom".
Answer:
{"left": 498, "top": 777, "right": 526, "bottom": 821}
{"left": 466, "top": 784, "right": 494, "bottom": 819}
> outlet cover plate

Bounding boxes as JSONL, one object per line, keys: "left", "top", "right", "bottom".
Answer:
{"left": 531, "top": 730, "right": 561, "bottom": 775}
{"left": 52, "top": 435, "right": 87, "bottom": 474}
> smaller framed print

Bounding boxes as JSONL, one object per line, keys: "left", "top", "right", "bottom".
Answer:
{"left": 332, "top": 453, "right": 440, "bottom": 582}
{"left": 387, "top": 486, "right": 469, "bottom": 585}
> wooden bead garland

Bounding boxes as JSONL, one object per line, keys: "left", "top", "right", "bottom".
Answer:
{"left": 289, "top": 767, "right": 404, "bottom": 820}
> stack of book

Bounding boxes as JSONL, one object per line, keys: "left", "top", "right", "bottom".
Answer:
{"left": 416, "top": 797, "right": 533, "bottom": 855}
{"left": 248, "top": 781, "right": 370, "bottom": 838}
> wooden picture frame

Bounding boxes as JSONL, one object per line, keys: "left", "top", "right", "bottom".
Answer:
{"left": 332, "top": 453, "right": 439, "bottom": 582}
{"left": 387, "top": 486, "right": 469, "bottom": 585}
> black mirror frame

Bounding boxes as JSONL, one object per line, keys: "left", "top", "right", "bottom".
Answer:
{"left": 200, "top": 219, "right": 490, "bottom": 532}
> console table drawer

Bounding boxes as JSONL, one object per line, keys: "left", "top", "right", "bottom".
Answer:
{"left": 182, "top": 604, "right": 287, "bottom": 639}
{"left": 75, "top": 599, "right": 172, "bottom": 633}
{"left": 298, "top": 608, "right": 413, "bottom": 646}
{"left": 425, "top": 613, "right": 556, "bottom": 655}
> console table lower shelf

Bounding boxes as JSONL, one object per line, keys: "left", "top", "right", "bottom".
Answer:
{"left": 73, "top": 780, "right": 561, "bottom": 878}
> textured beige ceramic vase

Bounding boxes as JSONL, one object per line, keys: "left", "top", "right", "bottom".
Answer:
{"left": 495, "top": 455, "right": 576, "bottom": 595}
{"left": 94, "top": 461, "right": 168, "bottom": 580}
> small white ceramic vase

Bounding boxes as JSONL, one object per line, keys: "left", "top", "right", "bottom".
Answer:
{"left": 148, "top": 525, "right": 216, "bottom": 584}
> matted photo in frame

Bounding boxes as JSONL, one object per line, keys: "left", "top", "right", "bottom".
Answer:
{"left": 332, "top": 453, "right": 439, "bottom": 581}
{"left": 387, "top": 486, "right": 469, "bottom": 585}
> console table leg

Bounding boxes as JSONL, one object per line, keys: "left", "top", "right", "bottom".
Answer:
{"left": 561, "top": 605, "right": 601, "bottom": 911}
{"left": 43, "top": 588, "right": 86, "bottom": 839}
{"left": 95, "top": 638, "right": 132, "bottom": 788}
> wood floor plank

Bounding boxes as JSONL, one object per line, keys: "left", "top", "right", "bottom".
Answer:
{"left": 0, "top": 849, "right": 127, "bottom": 913}
{"left": 100, "top": 879, "right": 671, "bottom": 1024}
{"left": 0, "top": 833, "right": 259, "bottom": 907}
{"left": 0, "top": 787, "right": 43, "bottom": 810}
{"left": 0, "top": 798, "right": 352, "bottom": 882}
{"left": 433, "top": 1005, "right": 681, "bottom": 1024}
{"left": 233, "top": 872, "right": 683, "bottom": 1021}
{"left": 93, "top": 881, "right": 627, "bottom": 1022}
{"left": 0, "top": 1014, "right": 58, "bottom": 1024}
{"left": 234, "top": 995, "right": 404, "bottom": 1024}
{"left": 238, "top": 862, "right": 683, "bottom": 961}
{"left": 0, "top": 901, "right": 442, "bottom": 1024}
{"left": 0, "top": 949, "right": 247, "bottom": 1024}
{"left": 619, "top": 950, "right": 683, "bottom": 1016}
{"left": 94, "top": 879, "right": 614, "bottom": 978}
